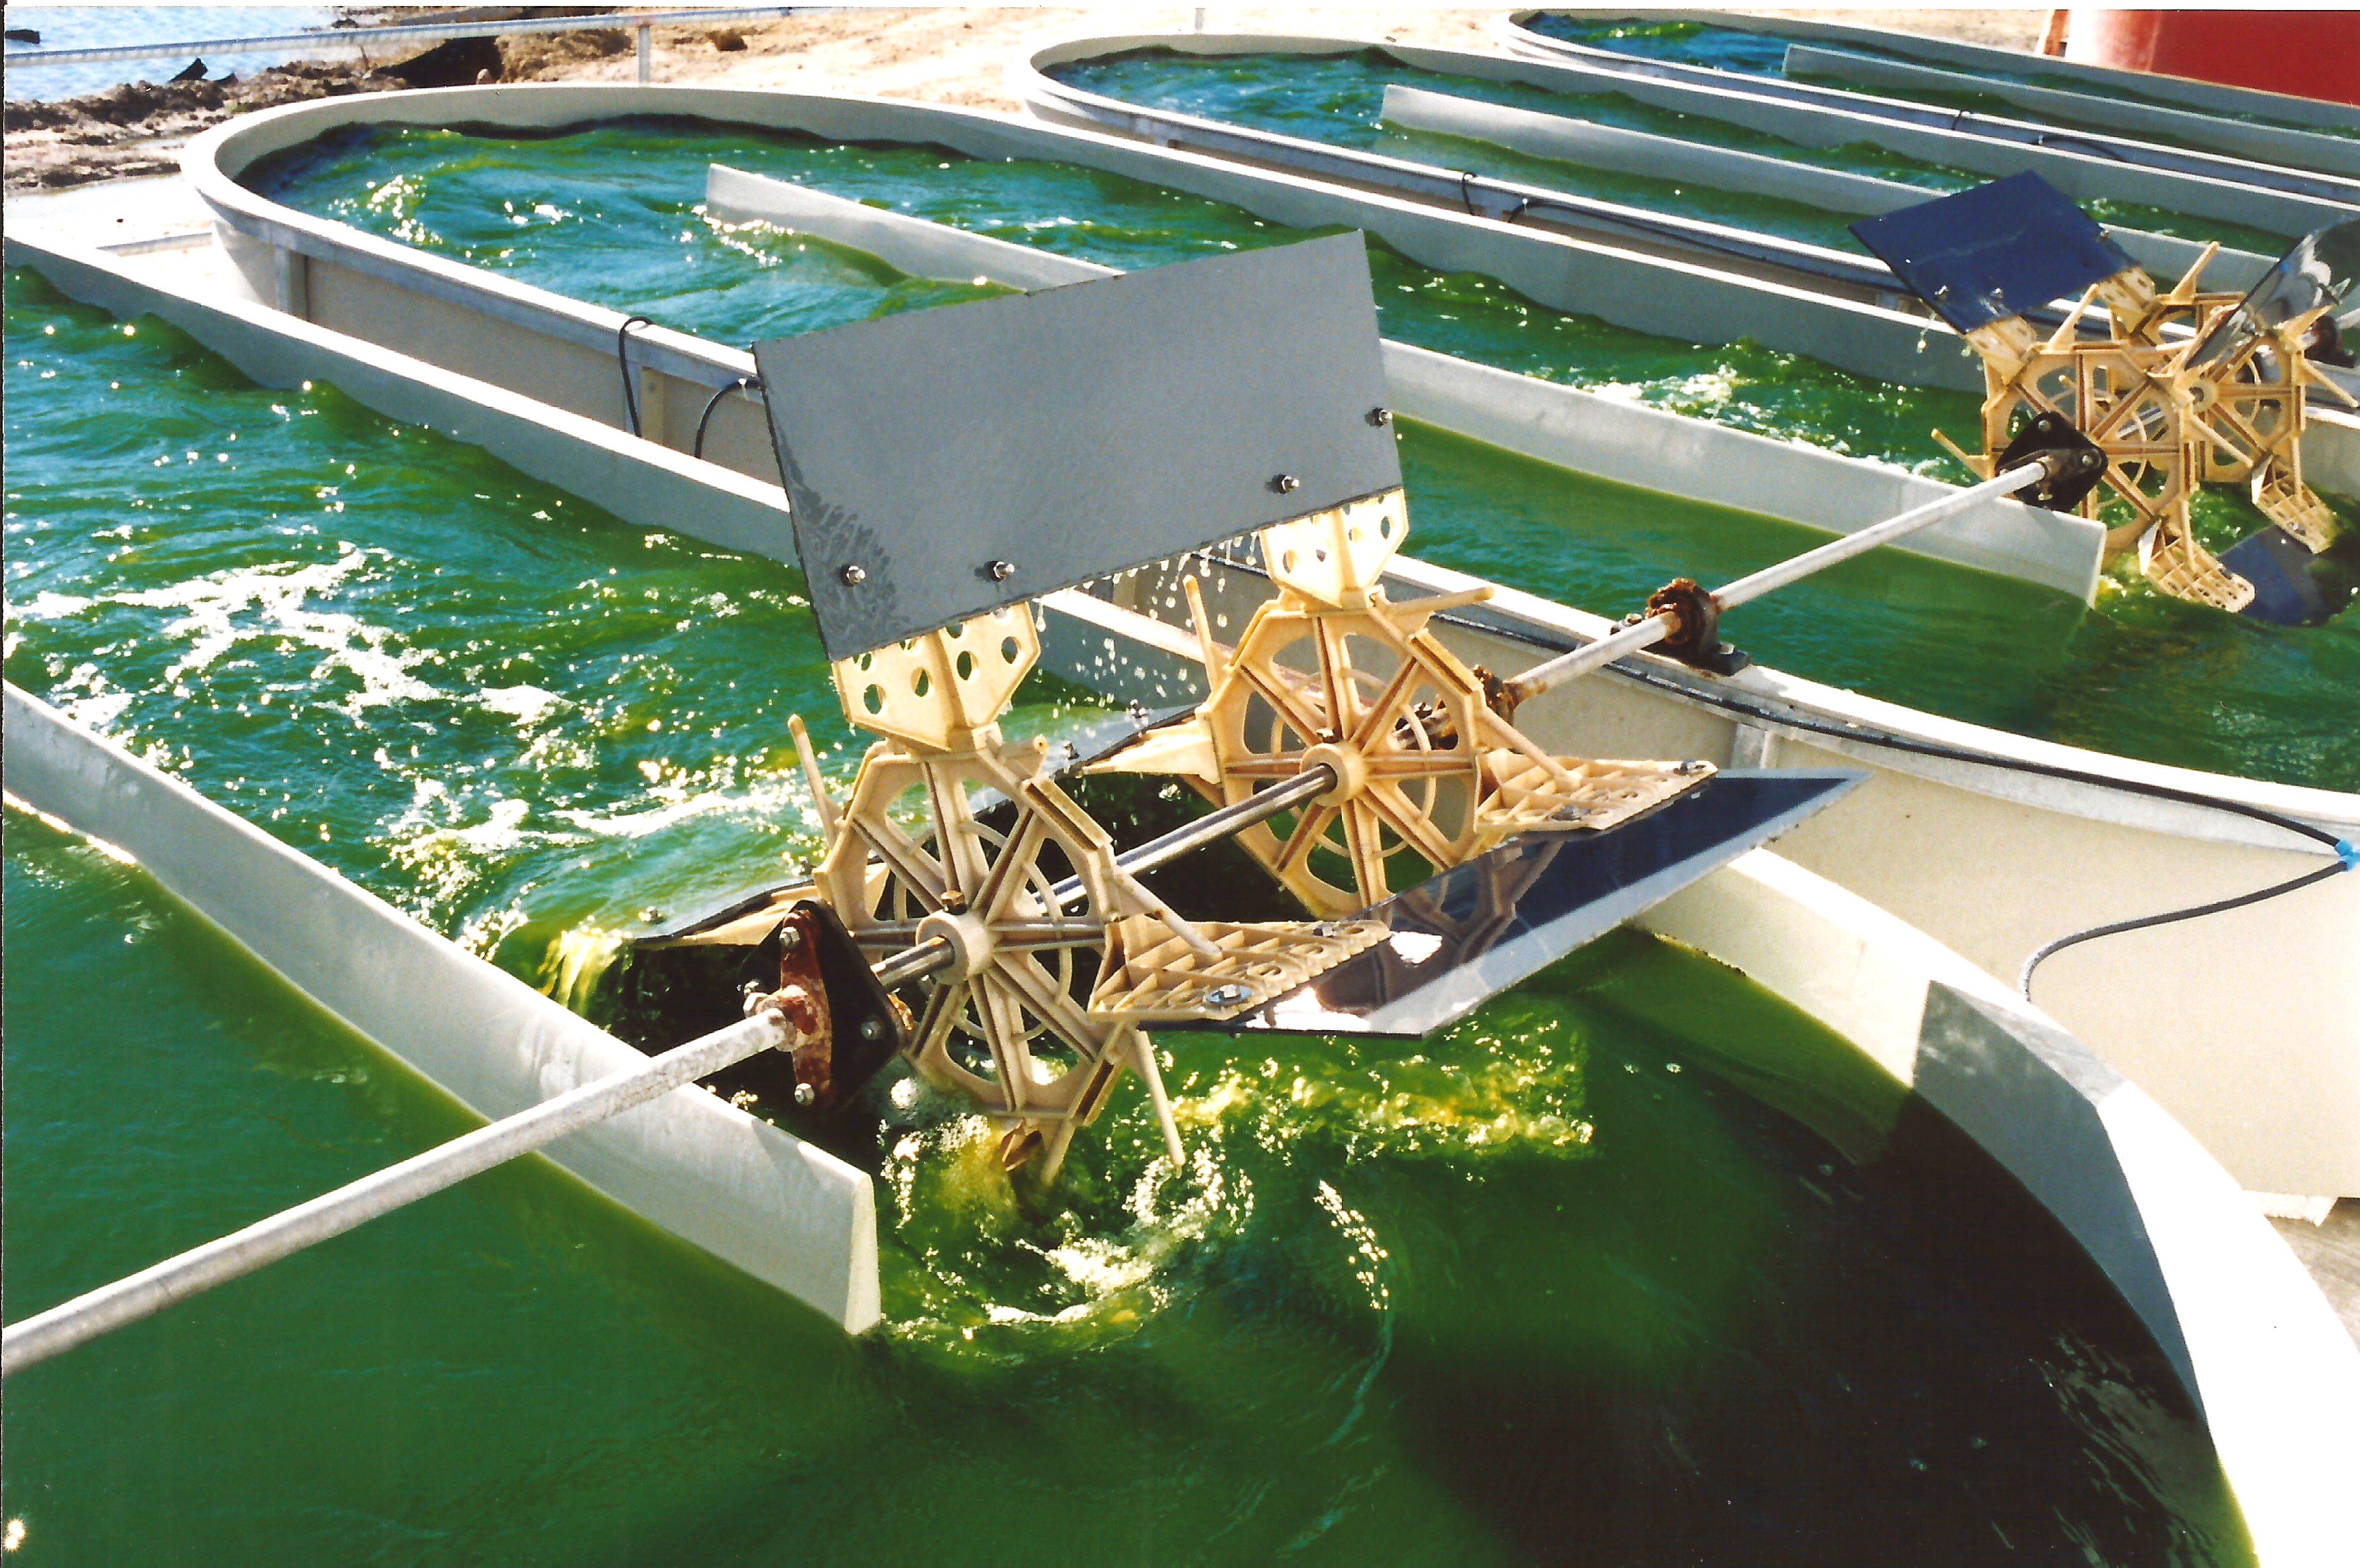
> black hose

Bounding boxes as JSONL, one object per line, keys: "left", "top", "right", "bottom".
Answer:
{"left": 2016, "top": 861, "right": 2349, "bottom": 1000}
{"left": 615, "top": 314, "right": 653, "bottom": 438}
{"left": 692, "top": 375, "right": 760, "bottom": 462}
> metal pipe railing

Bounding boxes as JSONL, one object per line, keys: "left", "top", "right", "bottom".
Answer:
{"left": 2, "top": 1010, "right": 791, "bottom": 1376}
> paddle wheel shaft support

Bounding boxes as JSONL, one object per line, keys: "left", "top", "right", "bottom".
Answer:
{"left": 2, "top": 1003, "right": 811, "bottom": 1376}
{"left": 870, "top": 761, "right": 1341, "bottom": 989}
{"left": 1492, "top": 451, "right": 2087, "bottom": 710}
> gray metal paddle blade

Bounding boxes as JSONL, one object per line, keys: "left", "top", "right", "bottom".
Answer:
{"left": 1850, "top": 172, "right": 2131, "bottom": 334}
{"left": 1228, "top": 770, "right": 1863, "bottom": 1039}
{"left": 751, "top": 232, "right": 1400, "bottom": 662}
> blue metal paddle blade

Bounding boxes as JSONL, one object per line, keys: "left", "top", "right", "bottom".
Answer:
{"left": 1849, "top": 172, "right": 2132, "bottom": 334}
{"left": 1230, "top": 769, "right": 1864, "bottom": 1039}
{"left": 2221, "top": 527, "right": 2355, "bottom": 627}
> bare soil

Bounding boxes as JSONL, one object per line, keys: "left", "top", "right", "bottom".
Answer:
{"left": 3, "top": 7, "right": 2046, "bottom": 194}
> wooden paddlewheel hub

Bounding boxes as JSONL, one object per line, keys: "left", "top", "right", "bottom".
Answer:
{"left": 1099, "top": 490, "right": 1712, "bottom": 917}
{"left": 791, "top": 604, "right": 1380, "bottom": 1179}
{"left": 1950, "top": 253, "right": 2353, "bottom": 612}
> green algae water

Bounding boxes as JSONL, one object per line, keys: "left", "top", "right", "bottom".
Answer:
{"left": 1520, "top": 13, "right": 2360, "bottom": 145}
{"left": 1043, "top": 46, "right": 2297, "bottom": 254}
{"left": 243, "top": 122, "right": 2360, "bottom": 791}
{"left": 1, "top": 259, "right": 2257, "bottom": 1561}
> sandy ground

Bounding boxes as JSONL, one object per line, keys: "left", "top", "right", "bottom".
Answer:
{"left": 3, "top": 6, "right": 2053, "bottom": 193}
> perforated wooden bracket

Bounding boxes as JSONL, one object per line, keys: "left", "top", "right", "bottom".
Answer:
{"left": 1259, "top": 489, "right": 1409, "bottom": 608}
{"left": 832, "top": 604, "right": 1039, "bottom": 751}
{"left": 1090, "top": 913, "right": 1387, "bottom": 1023}
{"left": 2093, "top": 267, "right": 2162, "bottom": 336}
{"left": 1477, "top": 753, "right": 1708, "bottom": 836}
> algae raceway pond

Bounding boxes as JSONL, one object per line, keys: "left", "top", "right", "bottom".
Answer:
{"left": 1, "top": 73, "right": 2329, "bottom": 1567}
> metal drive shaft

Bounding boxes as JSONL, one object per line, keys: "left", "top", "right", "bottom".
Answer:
{"left": 2, "top": 1012, "right": 791, "bottom": 1376}
{"left": 1494, "top": 458, "right": 2062, "bottom": 708}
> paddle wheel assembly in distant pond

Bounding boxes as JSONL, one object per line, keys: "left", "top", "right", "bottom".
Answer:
{"left": 1856, "top": 172, "right": 2360, "bottom": 623}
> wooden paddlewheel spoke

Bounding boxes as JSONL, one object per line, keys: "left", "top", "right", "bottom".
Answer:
{"left": 1235, "top": 660, "right": 1335, "bottom": 748}
{"left": 1096, "top": 489, "right": 1712, "bottom": 916}
{"left": 1364, "top": 781, "right": 1462, "bottom": 870}
{"left": 1272, "top": 800, "right": 1339, "bottom": 875}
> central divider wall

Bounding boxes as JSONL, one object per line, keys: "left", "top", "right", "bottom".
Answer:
{"left": 1372, "top": 83, "right": 2276, "bottom": 293}
{"left": 1498, "top": 9, "right": 2360, "bottom": 136}
{"left": 1480, "top": 17, "right": 2360, "bottom": 214}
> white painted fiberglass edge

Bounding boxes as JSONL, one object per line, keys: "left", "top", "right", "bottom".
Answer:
{"left": 1, "top": 685, "right": 882, "bottom": 1335}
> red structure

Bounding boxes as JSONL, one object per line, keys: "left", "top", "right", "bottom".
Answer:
{"left": 2066, "top": 10, "right": 2360, "bottom": 109}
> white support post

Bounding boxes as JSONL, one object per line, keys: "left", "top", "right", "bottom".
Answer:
{"left": 636, "top": 21, "right": 653, "bottom": 83}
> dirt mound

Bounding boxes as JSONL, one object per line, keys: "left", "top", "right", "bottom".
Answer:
{"left": 496, "top": 27, "right": 628, "bottom": 80}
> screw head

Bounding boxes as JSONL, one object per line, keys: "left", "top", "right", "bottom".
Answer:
{"left": 839, "top": 563, "right": 866, "bottom": 586}
{"left": 1270, "top": 474, "right": 1300, "bottom": 495}
{"left": 1204, "top": 981, "right": 1254, "bottom": 1008}
{"left": 859, "top": 1017, "right": 884, "bottom": 1042}
{"left": 639, "top": 907, "right": 663, "bottom": 923}
{"left": 779, "top": 926, "right": 802, "bottom": 952}
{"left": 986, "top": 558, "right": 1016, "bottom": 582}
{"left": 1366, "top": 406, "right": 1392, "bottom": 426}
{"left": 793, "top": 1082, "right": 817, "bottom": 1107}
